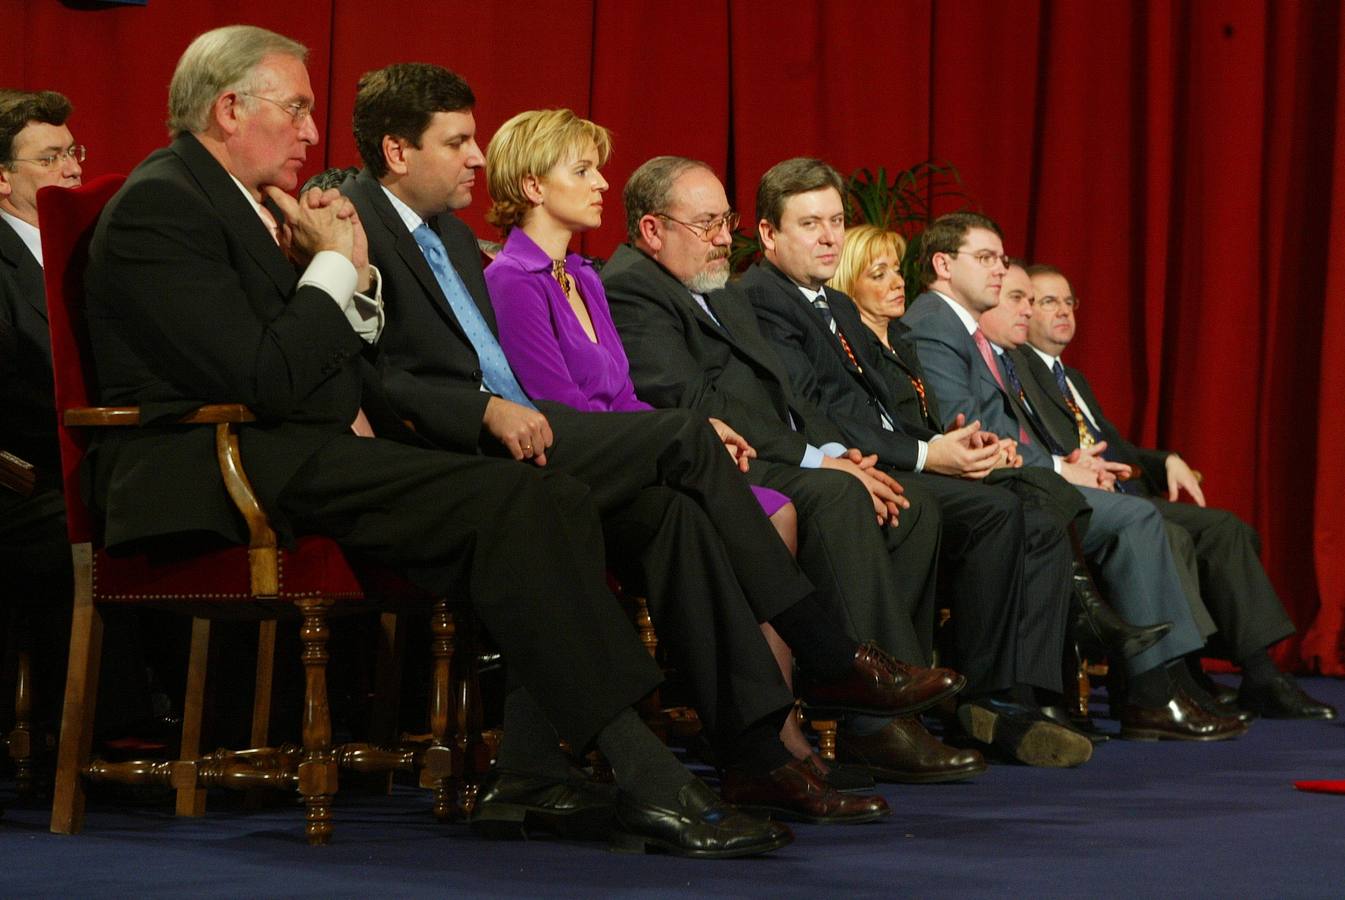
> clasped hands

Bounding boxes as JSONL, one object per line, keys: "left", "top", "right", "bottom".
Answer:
{"left": 1060, "top": 441, "right": 1132, "bottom": 491}
{"left": 925, "top": 413, "right": 1019, "bottom": 479}
{"left": 262, "top": 185, "right": 374, "bottom": 293}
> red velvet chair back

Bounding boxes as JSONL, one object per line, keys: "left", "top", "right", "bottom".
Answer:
{"left": 36, "top": 174, "right": 126, "bottom": 544}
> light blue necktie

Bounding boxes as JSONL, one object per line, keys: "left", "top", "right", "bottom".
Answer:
{"left": 412, "top": 223, "right": 535, "bottom": 409}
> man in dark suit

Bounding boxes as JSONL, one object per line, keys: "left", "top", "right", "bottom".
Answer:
{"left": 83, "top": 27, "right": 820, "bottom": 857}
{"left": 910, "top": 243, "right": 1242, "bottom": 740}
{"left": 338, "top": 63, "right": 958, "bottom": 824}
{"left": 741, "top": 158, "right": 1096, "bottom": 767}
{"left": 603, "top": 155, "right": 986, "bottom": 784}
{"left": 1015, "top": 264, "right": 1332, "bottom": 719}
{"left": 0, "top": 89, "right": 82, "bottom": 597}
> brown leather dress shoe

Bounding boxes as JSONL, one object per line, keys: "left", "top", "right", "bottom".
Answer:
{"left": 1119, "top": 689, "right": 1249, "bottom": 741}
{"left": 801, "top": 642, "right": 965, "bottom": 717}
{"left": 720, "top": 756, "right": 891, "bottom": 825}
{"left": 836, "top": 716, "right": 987, "bottom": 784}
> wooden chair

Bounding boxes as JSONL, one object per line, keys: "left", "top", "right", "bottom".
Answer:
{"left": 37, "top": 176, "right": 483, "bottom": 844}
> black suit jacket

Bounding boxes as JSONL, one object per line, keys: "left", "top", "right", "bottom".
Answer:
{"left": 854, "top": 319, "right": 944, "bottom": 434}
{"left": 601, "top": 244, "right": 846, "bottom": 462}
{"left": 341, "top": 170, "right": 503, "bottom": 452}
{"left": 743, "top": 260, "right": 934, "bottom": 471}
{"left": 85, "top": 134, "right": 412, "bottom": 549}
{"left": 1012, "top": 347, "right": 1171, "bottom": 496}
{"left": 0, "top": 216, "right": 59, "bottom": 481}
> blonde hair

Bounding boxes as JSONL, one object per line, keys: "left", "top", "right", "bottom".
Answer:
{"left": 829, "top": 224, "right": 908, "bottom": 296}
{"left": 484, "top": 108, "right": 612, "bottom": 233}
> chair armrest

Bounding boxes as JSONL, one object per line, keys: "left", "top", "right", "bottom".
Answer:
{"left": 0, "top": 450, "right": 37, "bottom": 497}
{"left": 64, "top": 403, "right": 257, "bottom": 427}
{"left": 64, "top": 402, "right": 278, "bottom": 596}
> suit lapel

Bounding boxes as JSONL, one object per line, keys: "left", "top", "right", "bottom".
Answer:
{"left": 1022, "top": 347, "right": 1076, "bottom": 422}
{"left": 172, "top": 134, "right": 297, "bottom": 299}
{"left": 0, "top": 216, "right": 47, "bottom": 321}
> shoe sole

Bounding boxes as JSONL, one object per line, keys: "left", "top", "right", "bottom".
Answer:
{"left": 731, "top": 803, "right": 891, "bottom": 826}
{"left": 470, "top": 802, "right": 614, "bottom": 841}
{"left": 607, "top": 828, "right": 794, "bottom": 859}
{"left": 802, "top": 674, "right": 967, "bottom": 719}
{"left": 959, "top": 705, "right": 1093, "bottom": 768}
{"left": 1118, "top": 724, "right": 1249, "bottom": 742}
{"left": 846, "top": 760, "right": 988, "bottom": 785}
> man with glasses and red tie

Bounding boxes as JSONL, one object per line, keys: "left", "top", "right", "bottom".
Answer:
{"left": 1009, "top": 264, "right": 1333, "bottom": 720}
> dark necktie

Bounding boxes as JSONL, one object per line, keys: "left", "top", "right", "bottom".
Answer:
{"left": 809, "top": 292, "right": 894, "bottom": 430}
{"left": 412, "top": 223, "right": 536, "bottom": 409}
{"left": 1052, "top": 360, "right": 1100, "bottom": 448}
{"left": 997, "top": 352, "right": 1037, "bottom": 447}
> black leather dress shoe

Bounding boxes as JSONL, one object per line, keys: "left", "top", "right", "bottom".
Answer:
{"left": 1119, "top": 689, "right": 1248, "bottom": 741}
{"left": 801, "top": 642, "right": 965, "bottom": 717}
{"left": 470, "top": 769, "right": 618, "bottom": 840}
{"left": 1039, "top": 705, "right": 1110, "bottom": 745}
{"left": 609, "top": 778, "right": 794, "bottom": 858}
{"left": 957, "top": 698, "right": 1093, "bottom": 767}
{"left": 1238, "top": 674, "right": 1338, "bottom": 720}
{"left": 836, "top": 716, "right": 988, "bottom": 782}
{"left": 1070, "top": 560, "right": 1174, "bottom": 659}
{"left": 720, "top": 756, "right": 889, "bottom": 825}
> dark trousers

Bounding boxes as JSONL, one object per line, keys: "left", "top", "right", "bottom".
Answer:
{"left": 889, "top": 471, "right": 1065, "bottom": 695}
{"left": 748, "top": 460, "right": 938, "bottom": 666}
{"left": 277, "top": 433, "right": 662, "bottom": 751}
{"left": 1150, "top": 498, "right": 1295, "bottom": 660}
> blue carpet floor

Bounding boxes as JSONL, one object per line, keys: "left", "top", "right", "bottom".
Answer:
{"left": 3, "top": 676, "right": 1344, "bottom": 898}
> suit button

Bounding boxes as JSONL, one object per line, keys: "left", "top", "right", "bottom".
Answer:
{"left": 472, "top": 369, "right": 483, "bottom": 381}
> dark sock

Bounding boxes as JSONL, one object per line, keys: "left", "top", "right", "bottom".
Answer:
{"left": 1239, "top": 647, "right": 1280, "bottom": 685}
{"left": 842, "top": 714, "right": 892, "bottom": 737}
{"left": 1128, "top": 665, "right": 1173, "bottom": 708}
{"left": 1169, "top": 660, "right": 1214, "bottom": 705}
{"left": 1034, "top": 687, "right": 1065, "bottom": 708}
{"left": 768, "top": 592, "right": 856, "bottom": 681}
{"left": 595, "top": 708, "right": 694, "bottom": 806}
{"left": 496, "top": 687, "right": 570, "bottom": 780}
{"left": 1185, "top": 654, "right": 1221, "bottom": 694}
{"left": 723, "top": 716, "right": 795, "bottom": 775}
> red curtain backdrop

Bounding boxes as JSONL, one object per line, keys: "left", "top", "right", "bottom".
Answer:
{"left": 5, "top": 0, "right": 1342, "bottom": 672}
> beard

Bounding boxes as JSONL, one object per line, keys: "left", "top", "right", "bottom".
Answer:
{"left": 685, "top": 250, "right": 731, "bottom": 293}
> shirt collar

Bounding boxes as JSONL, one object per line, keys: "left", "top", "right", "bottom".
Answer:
{"left": 381, "top": 184, "right": 425, "bottom": 234}
{"left": 501, "top": 226, "right": 586, "bottom": 274}
{"left": 797, "top": 284, "right": 826, "bottom": 304}
{"left": 1, "top": 210, "right": 42, "bottom": 267}
{"left": 933, "top": 289, "right": 979, "bottom": 336}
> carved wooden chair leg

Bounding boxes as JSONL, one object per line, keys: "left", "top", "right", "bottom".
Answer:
{"left": 51, "top": 543, "right": 102, "bottom": 835}
{"left": 370, "top": 611, "right": 404, "bottom": 795}
{"left": 296, "top": 596, "right": 337, "bottom": 845}
{"left": 809, "top": 716, "right": 838, "bottom": 763}
{"left": 9, "top": 618, "right": 35, "bottom": 802}
{"left": 174, "top": 617, "right": 210, "bottom": 817}
{"left": 421, "top": 599, "right": 455, "bottom": 821}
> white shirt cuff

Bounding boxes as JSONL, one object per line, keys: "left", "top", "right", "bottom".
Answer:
{"left": 915, "top": 439, "right": 928, "bottom": 472}
{"left": 1051, "top": 454, "right": 1063, "bottom": 474}
{"left": 299, "top": 252, "right": 384, "bottom": 343}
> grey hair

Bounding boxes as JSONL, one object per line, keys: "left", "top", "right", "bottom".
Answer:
{"left": 167, "top": 25, "right": 307, "bottom": 136}
{"left": 623, "top": 155, "right": 713, "bottom": 242}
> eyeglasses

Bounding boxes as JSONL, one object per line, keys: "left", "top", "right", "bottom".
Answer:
{"left": 6, "top": 144, "right": 86, "bottom": 169}
{"left": 655, "top": 211, "right": 741, "bottom": 242}
{"left": 1034, "top": 295, "right": 1080, "bottom": 311}
{"left": 948, "top": 248, "right": 1011, "bottom": 269}
{"left": 241, "top": 92, "right": 314, "bottom": 126}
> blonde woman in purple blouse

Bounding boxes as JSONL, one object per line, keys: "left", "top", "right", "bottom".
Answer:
{"left": 484, "top": 109, "right": 822, "bottom": 763}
